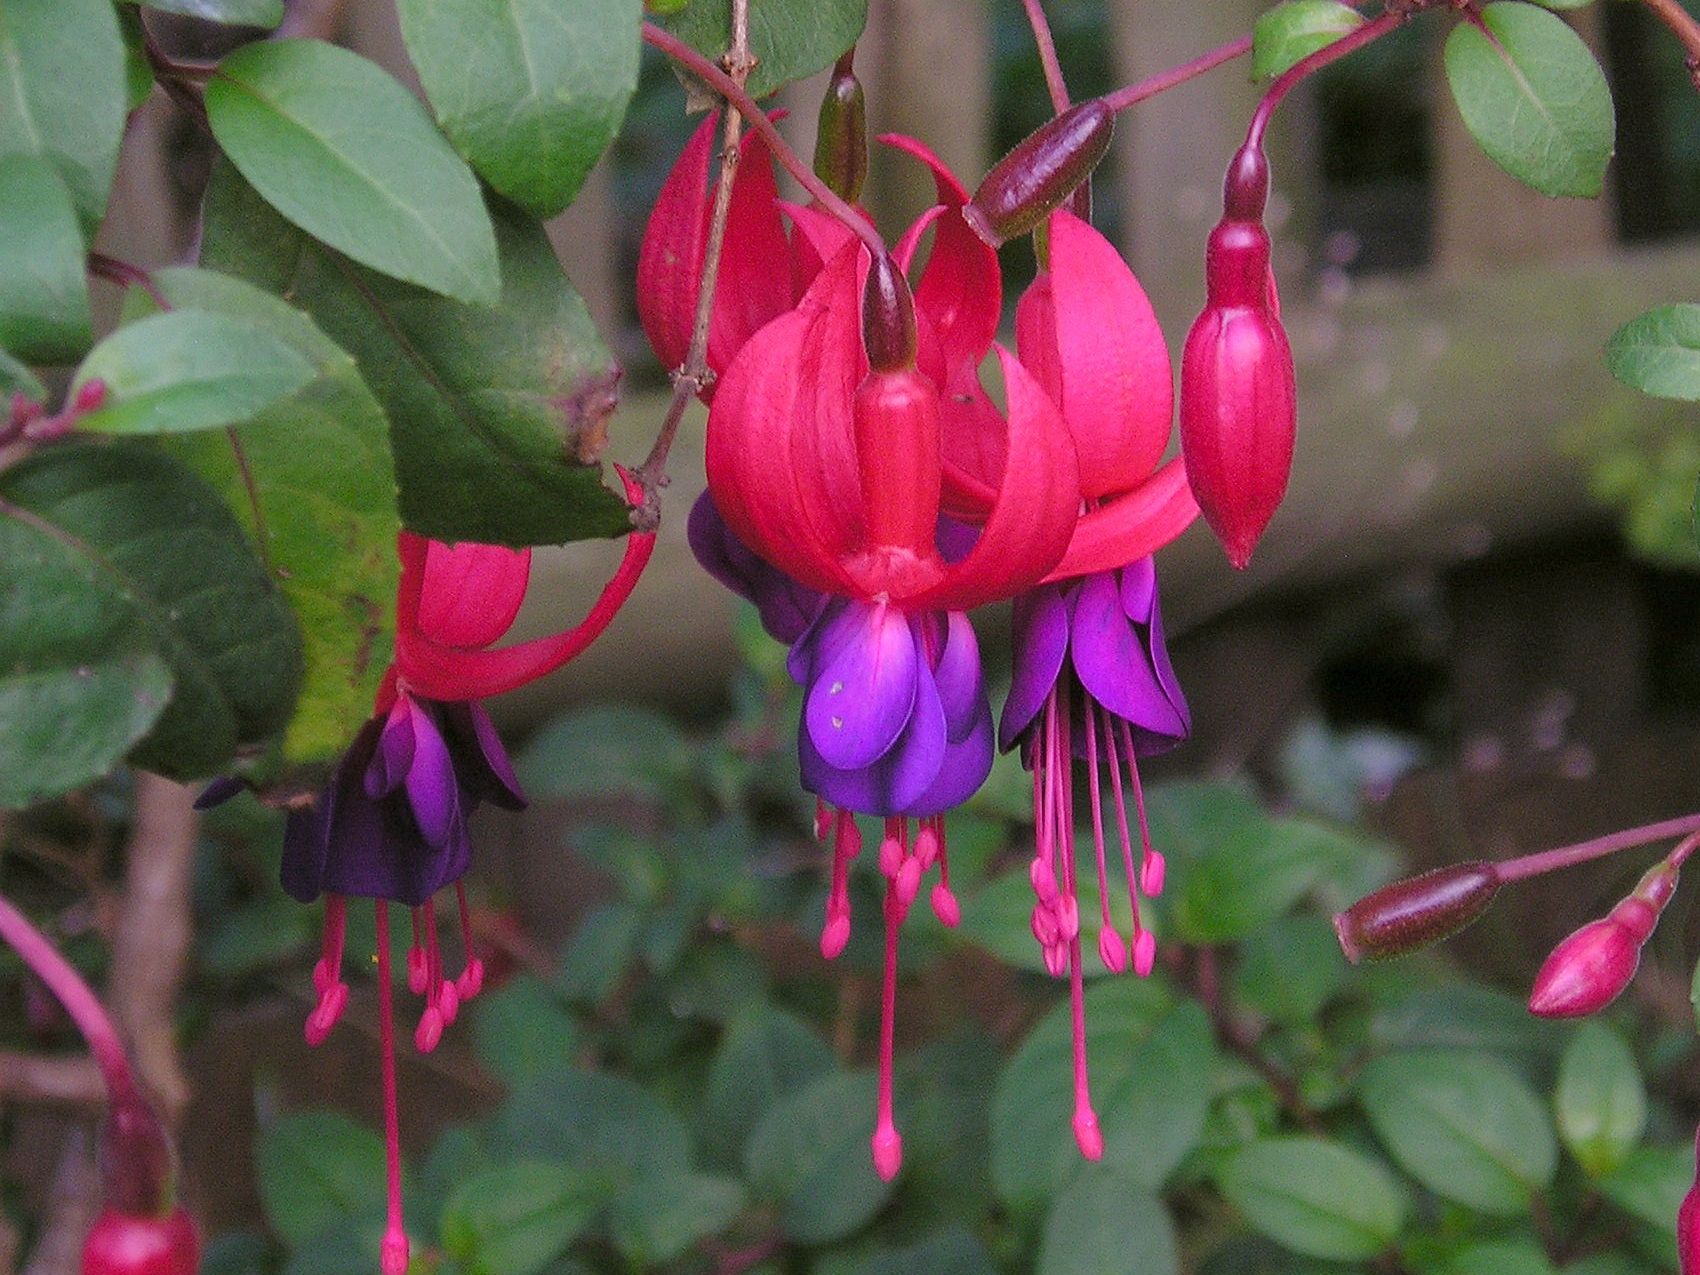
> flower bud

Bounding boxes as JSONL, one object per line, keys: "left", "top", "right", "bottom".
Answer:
{"left": 1678, "top": 1125, "right": 1700, "bottom": 1275}
{"left": 1528, "top": 857, "right": 1681, "bottom": 1018}
{"left": 82, "top": 1205, "right": 200, "bottom": 1275}
{"left": 100, "top": 1094, "right": 177, "bottom": 1218}
{"left": 963, "top": 99, "right": 1114, "bottom": 247}
{"left": 862, "top": 254, "right": 917, "bottom": 373}
{"left": 813, "top": 57, "right": 867, "bottom": 204}
{"left": 1333, "top": 862, "right": 1501, "bottom": 964}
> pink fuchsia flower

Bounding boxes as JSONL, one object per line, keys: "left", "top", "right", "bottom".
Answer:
{"left": 1001, "top": 209, "right": 1196, "bottom": 1159}
{"left": 702, "top": 206, "right": 1078, "bottom": 1177}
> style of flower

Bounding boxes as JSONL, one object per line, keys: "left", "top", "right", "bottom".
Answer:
{"left": 1000, "top": 208, "right": 1199, "bottom": 1159}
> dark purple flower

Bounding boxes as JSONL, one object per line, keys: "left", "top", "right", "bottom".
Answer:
{"left": 997, "top": 557, "right": 1188, "bottom": 1160}
{"left": 688, "top": 491, "right": 823, "bottom": 645}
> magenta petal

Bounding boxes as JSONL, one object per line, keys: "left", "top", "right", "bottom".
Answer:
{"left": 403, "top": 700, "right": 461, "bottom": 850}
{"left": 365, "top": 699, "right": 416, "bottom": 799}
{"left": 805, "top": 604, "right": 920, "bottom": 771}
{"left": 999, "top": 584, "right": 1069, "bottom": 752}
{"left": 1119, "top": 556, "right": 1156, "bottom": 622}
{"left": 799, "top": 653, "right": 947, "bottom": 815}
{"left": 1072, "top": 573, "right": 1186, "bottom": 741}
{"left": 903, "top": 692, "right": 993, "bottom": 815}
{"left": 929, "top": 611, "right": 984, "bottom": 742}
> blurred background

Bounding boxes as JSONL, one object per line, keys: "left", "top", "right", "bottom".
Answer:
{"left": 8, "top": 1, "right": 1700, "bottom": 1272}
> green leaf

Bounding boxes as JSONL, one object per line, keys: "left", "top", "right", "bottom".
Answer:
{"left": 1359, "top": 1049, "right": 1557, "bottom": 1213}
{"left": 1601, "top": 1144, "right": 1696, "bottom": 1232}
{"left": 1440, "top": 1240, "right": 1558, "bottom": 1275}
{"left": 557, "top": 902, "right": 642, "bottom": 1003}
{"left": 1037, "top": 1174, "right": 1178, "bottom": 1275}
{"left": 1219, "top": 1137, "right": 1407, "bottom": 1261}
{"left": 608, "top": 1171, "right": 744, "bottom": 1265}
{"left": 518, "top": 706, "right": 697, "bottom": 804}
{"left": 0, "top": 442, "right": 303, "bottom": 782}
{"left": 201, "top": 895, "right": 315, "bottom": 976}
{"left": 201, "top": 160, "right": 629, "bottom": 546}
{"left": 992, "top": 982, "right": 1211, "bottom": 1210}
{"left": 1170, "top": 817, "right": 1356, "bottom": 944}
{"left": 856, "top": 1229, "right": 998, "bottom": 1275}
{"left": 441, "top": 1162, "right": 607, "bottom": 1275}
{"left": 138, "top": 267, "right": 399, "bottom": 765}
{"left": 1443, "top": 2, "right": 1615, "bottom": 198}
{"left": 472, "top": 974, "right": 577, "bottom": 1090}
{"left": 1252, "top": 1, "right": 1365, "bottom": 81}
{"left": 397, "top": 0, "right": 640, "bottom": 218}
{"left": 0, "top": 347, "right": 45, "bottom": 401}
{"left": 0, "top": 155, "right": 91, "bottom": 362}
{"left": 1557, "top": 1022, "right": 1646, "bottom": 1178}
{"left": 0, "top": 0, "right": 125, "bottom": 232}
{"left": 1371, "top": 984, "right": 1566, "bottom": 1066}
{"left": 494, "top": 1069, "right": 691, "bottom": 1186}
{"left": 662, "top": 0, "right": 868, "bottom": 100}
{"left": 1607, "top": 304, "right": 1700, "bottom": 401}
{"left": 1232, "top": 915, "right": 1348, "bottom": 1024}
{"left": 73, "top": 310, "right": 316, "bottom": 436}
{"left": 745, "top": 1069, "right": 896, "bottom": 1244}
{"left": 118, "top": 0, "right": 285, "bottom": 26}
{"left": 698, "top": 1004, "right": 836, "bottom": 1170}
{"left": 206, "top": 39, "right": 500, "bottom": 305}
{"left": 256, "top": 1112, "right": 388, "bottom": 1247}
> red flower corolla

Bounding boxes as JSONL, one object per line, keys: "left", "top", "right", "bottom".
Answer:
{"left": 1004, "top": 209, "right": 1198, "bottom": 1158}
{"left": 702, "top": 166, "right": 1078, "bottom": 1177}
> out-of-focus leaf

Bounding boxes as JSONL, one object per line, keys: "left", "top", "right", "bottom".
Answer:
{"left": 698, "top": 1004, "right": 836, "bottom": 1169}
{"left": 608, "top": 1171, "right": 744, "bottom": 1265}
{"left": 1440, "top": 1239, "right": 1558, "bottom": 1275}
{"left": 256, "top": 1112, "right": 389, "bottom": 1247}
{"left": 1219, "top": 1137, "right": 1407, "bottom": 1261}
{"left": 0, "top": 155, "right": 91, "bottom": 363}
{"left": 1037, "top": 1173, "right": 1178, "bottom": 1275}
{"left": 0, "top": 347, "right": 44, "bottom": 401}
{"left": 1171, "top": 818, "right": 1360, "bottom": 943}
{"left": 1556, "top": 1022, "right": 1646, "bottom": 1178}
{"left": 661, "top": 0, "right": 867, "bottom": 100}
{"left": 441, "top": 1162, "right": 607, "bottom": 1275}
{"left": 201, "top": 896, "right": 315, "bottom": 976}
{"left": 556, "top": 902, "right": 641, "bottom": 1003}
{"left": 1252, "top": 1, "right": 1365, "bottom": 81}
{"left": 1607, "top": 304, "right": 1700, "bottom": 401}
{"left": 518, "top": 706, "right": 697, "bottom": 804}
{"left": 1232, "top": 915, "right": 1349, "bottom": 1023}
{"left": 472, "top": 974, "right": 577, "bottom": 1090}
{"left": 745, "top": 1069, "right": 895, "bottom": 1245}
{"left": 119, "top": 0, "right": 285, "bottom": 25}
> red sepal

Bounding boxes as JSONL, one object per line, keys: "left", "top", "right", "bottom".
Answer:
{"left": 637, "top": 112, "right": 715, "bottom": 373}
{"left": 1043, "top": 459, "right": 1198, "bottom": 583}
{"left": 415, "top": 541, "right": 531, "bottom": 649}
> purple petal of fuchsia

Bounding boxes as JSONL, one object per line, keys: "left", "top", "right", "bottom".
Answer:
{"left": 687, "top": 491, "right": 823, "bottom": 644}
{"left": 903, "top": 692, "right": 994, "bottom": 815}
{"left": 786, "top": 597, "right": 860, "bottom": 688}
{"left": 1131, "top": 591, "right": 1191, "bottom": 756}
{"left": 929, "top": 611, "right": 985, "bottom": 742}
{"left": 1119, "top": 556, "right": 1157, "bottom": 622}
{"left": 800, "top": 654, "right": 950, "bottom": 815}
{"left": 935, "top": 515, "right": 979, "bottom": 566}
{"left": 282, "top": 718, "right": 380, "bottom": 902}
{"left": 365, "top": 699, "right": 416, "bottom": 799}
{"left": 320, "top": 789, "right": 465, "bottom": 907}
{"left": 806, "top": 604, "right": 921, "bottom": 771}
{"left": 403, "top": 699, "right": 462, "bottom": 850}
{"left": 998, "top": 584, "right": 1070, "bottom": 753}
{"left": 1072, "top": 571, "right": 1187, "bottom": 742}
{"left": 442, "top": 700, "right": 527, "bottom": 811}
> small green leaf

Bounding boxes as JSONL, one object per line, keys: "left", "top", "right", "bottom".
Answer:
{"left": 698, "top": 1004, "right": 836, "bottom": 1169}
{"left": 493, "top": 1069, "right": 692, "bottom": 1186}
{"left": 1220, "top": 1137, "right": 1407, "bottom": 1261}
{"left": 1557, "top": 1022, "right": 1647, "bottom": 1177}
{"left": 471, "top": 974, "right": 577, "bottom": 1090}
{"left": 0, "top": 347, "right": 45, "bottom": 401}
{"left": 1607, "top": 303, "right": 1700, "bottom": 401}
{"left": 1252, "top": 1, "right": 1366, "bottom": 81}
{"left": 1441, "top": 1239, "right": 1558, "bottom": 1275}
{"left": 662, "top": 0, "right": 868, "bottom": 100}
{"left": 745, "top": 1070, "right": 896, "bottom": 1245}
{"left": 0, "top": 0, "right": 126, "bottom": 232}
{"left": 397, "top": 0, "right": 640, "bottom": 218}
{"left": 1171, "top": 818, "right": 1357, "bottom": 943}
{"left": 118, "top": 0, "right": 285, "bottom": 26}
{"left": 1600, "top": 1144, "right": 1696, "bottom": 1232}
{"left": 0, "top": 155, "right": 91, "bottom": 363}
{"left": 201, "top": 895, "right": 315, "bottom": 976}
{"left": 1232, "top": 915, "right": 1348, "bottom": 1023}
{"left": 256, "top": 1112, "right": 388, "bottom": 1247}
{"left": 608, "top": 1171, "right": 744, "bottom": 1265}
{"left": 207, "top": 39, "right": 500, "bottom": 305}
{"left": 441, "top": 1162, "right": 607, "bottom": 1275}
{"left": 556, "top": 902, "right": 642, "bottom": 1003}
{"left": 857, "top": 1229, "right": 998, "bottom": 1275}
{"left": 1360, "top": 1049, "right": 1557, "bottom": 1213}
{"left": 73, "top": 310, "right": 316, "bottom": 436}
{"left": 1443, "top": 2, "right": 1615, "bottom": 198}
{"left": 1037, "top": 1175, "right": 1179, "bottom": 1275}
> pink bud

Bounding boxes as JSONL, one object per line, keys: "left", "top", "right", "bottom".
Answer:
{"left": 73, "top": 378, "right": 109, "bottom": 415}
{"left": 1679, "top": 1126, "right": 1700, "bottom": 1275}
{"left": 964, "top": 99, "right": 1114, "bottom": 247}
{"left": 1333, "top": 862, "right": 1502, "bottom": 963}
{"left": 1528, "top": 914, "right": 1645, "bottom": 1018}
{"left": 1098, "top": 928, "right": 1127, "bottom": 973}
{"left": 82, "top": 1206, "right": 200, "bottom": 1275}
{"left": 1133, "top": 929, "right": 1157, "bottom": 977}
{"left": 871, "top": 1121, "right": 903, "bottom": 1181}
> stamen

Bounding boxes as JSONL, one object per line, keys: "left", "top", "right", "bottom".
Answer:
{"left": 928, "top": 819, "right": 960, "bottom": 927}
{"left": 374, "top": 902, "right": 410, "bottom": 1275}
{"left": 871, "top": 879, "right": 904, "bottom": 1182}
{"left": 406, "top": 907, "right": 428, "bottom": 996}
{"left": 1120, "top": 719, "right": 1165, "bottom": 897}
{"left": 306, "top": 895, "right": 350, "bottom": 1046}
{"left": 415, "top": 904, "right": 445, "bottom": 1053}
{"left": 1084, "top": 702, "right": 1125, "bottom": 972}
{"left": 815, "top": 797, "right": 832, "bottom": 842}
{"left": 821, "top": 809, "right": 862, "bottom": 960}
{"left": 878, "top": 816, "right": 905, "bottom": 880}
{"left": 1103, "top": 720, "right": 1145, "bottom": 949}
{"left": 454, "top": 882, "right": 484, "bottom": 1001}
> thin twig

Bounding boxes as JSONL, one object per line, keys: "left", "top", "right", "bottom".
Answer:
{"left": 1640, "top": 0, "right": 1700, "bottom": 91}
{"left": 0, "top": 1052, "right": 106, "bottom": 1107}
{"left": 1190, "top": 947, "right": 1326, "bottom": 1135}
{"left": 1023, "top": 0, "right": 1071, "bottom": 113}
{"left": 1101, "top": 36, "right": 1253, "bottom": 113}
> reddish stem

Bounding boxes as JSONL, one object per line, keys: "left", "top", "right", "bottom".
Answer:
{"left": 1245, "top": 11, "right": 1405, "bottom": 150}
{"left": 1023, "top": 0, "right": 1071, "bottom": 113}
{"left": 87, "top": 253, "right": 169, "bottom": 312}
{"left": 1102, "top": 35, "right": 1253, "bottom": 113}
{"left": 1496, "top": 813, "right": 1700, "bottom": 883}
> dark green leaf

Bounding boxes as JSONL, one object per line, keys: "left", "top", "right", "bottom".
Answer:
{"left": 0, "top": 0, "right": 125, "bottom": 231}
{"left": 1440, "top": 1240, "right": 1558, "bottom": 1275}
{"left": 256, "top": 1111, "right": 388, "bottom": 1247}
{"left": 662, "top": 0, "right": 868, "bottom": 100}
{"left": 1371, "top": 984, "right": 1565, "bottom": 1065}
{"left": 1252, "top": 1, "right": 1365, "bottom": 81}
{"left": 0, "top": 442, "right": 303, "bottom": 781}
{"left": 745, "top": 1069, "right": 895, "bottom": 1244}
{"left": 0, "top": 155, "right": 91, "bottom": 362}
{"left": 1232, "top": 915, "right": 1348, "bottom": 1023}
{"left": 1557, "top": 1022, "right": 1646, "bottom": 1178}
{"left": 441, "top": 1162, "right": 606, "bottom": 1275}
{"left": 0, "top": 347, "right": 45, "bottom": 401}
{"left": 608, "top": 1171, "right": 744, "bottom": 1265}
{"left": 1601, "top": 1144, "right": 1695, "bottom": 1231}
{"left": 206, "top": 39, "right": 500, "bottom": 305}
{"left": 472, "top": 974, "right": 577, "bottom": 1090}
{"left": 397, "top": 0, "right": 640, "bottom": 218}
{"left": 1170, "top": 818, "right": 1356, "bottom": 943}
{"left": 139, "top": 267, "right": 398, "bottom": 765}
{"left": 556, "top": 902, "right": 642, "bottom": 1003}
{"left": 1219, "top": 1137, "right": 1406, "bottom": 1261}
{"left": 73, "top": 310, "right": 316, "bottom": 435}
{"left": 1037, "top": 1174, "right": 1178, "bottom": 1275}
{"left": 518, "top": 706, "right": 697, "bottom": 803}
{"left": 278, "top": 1223, "right": 389, "bottom": 1275}
{"left": 1359, "top": 1049, "right": 1557, "bottom": 1213}
{"left": 698, "top": 1004, "right": 836, "bottom": 1169}
{"left": 1443, "top": 2, "right": 1615, "bottom": 198}
{"left": 201, "top": 161, "right": 629, "bottom": 546}
{"left": 856, "top": 1229, "right": 998, "bottom": 1275}
{"left": 201, "top": 895, "right": 315, "bottom": 976}
{"left": 199, "top": 1231, "right": 272, "bottom": 1275}
{"left": 1607, "top": 304, "right": 1700, "bottom": 401}
{"left": 494, "top": 1069, "right": 691, "bottom": 1186}
{"left": 118, "top": 0, "right": 285, "bottom": 26}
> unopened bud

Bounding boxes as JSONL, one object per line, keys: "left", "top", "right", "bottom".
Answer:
{"left": 861, "top": 254, "right": 917, "bottom": 373}
{"left": 83, "top": 1205, "right": 200, "bottom": 1275}
{"left": 813, "top": 57, "right": 867, "bottom": 204}
{"left": 1222, "top": 142, "right": 1270, "bottom": 222}
{"left": 1528, "top": 856, "right": 1683, "bottom": 1018}
{"left": 963, "top": 99, "right": 1114, "bottom": 247}
{"left": 1333, "top": 862, "right": 1501, "bottom": 963}
{"left": 73, "top": 378, "right": 109, "bottom": 416}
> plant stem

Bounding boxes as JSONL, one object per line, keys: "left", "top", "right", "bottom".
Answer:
{"left": 1191, "top": 946, "right": 1325, "bottom": 1135}
{"left": 1245, "top": 10, "right": 1406, "bottom": 151}
{"left": 1023, "top": 0, "right": 1071, "bottom": 112}
{"left": 1101, "top": 35, "right": 1253, "bottom": 114}
{"left": 1640, "top": 0, "right": 1700, "bottom": 91}
{"left": 1495, "top": 812, "right": 1700, "bottom": 883}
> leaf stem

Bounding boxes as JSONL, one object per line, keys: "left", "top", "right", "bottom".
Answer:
{"left": 1640, "top": 0, "right": 1700, "bottom": 92}
{"left": 1023, "top": 0, "right": 1072, "bottom": 113}
{"left": 87, "top": 253, "right": 169, "bottom": 312}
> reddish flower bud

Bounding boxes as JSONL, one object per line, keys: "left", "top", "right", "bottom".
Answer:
{"left": 1178, "top": 144, "right": 1295, "bottom": 570}
{"left": 82, "top": 1206, "right": 200, "bottom": 1275}
{"left": 100, "top": 1094, "right": 177, "bottom": 1218}
{"left": 1528, "top": 858, "right": 1680, "bottom": 1018}
{"left": 1334, "top": 862, "right": 1501, "bottom": 963}
{"left": 1679, "top": 1125, "right": 1700, "bottom": 1275}
{"left": 963, "top": 99, "right": 1114, "bottom": 247}
{"left": 814, "top": 57, "right": 868, "bottom": 204}
{"left": 73, "top": 378, "right": 109, "bottom": 416}
{"left": 862, "top": 254, "right": 917, "bottom": 373}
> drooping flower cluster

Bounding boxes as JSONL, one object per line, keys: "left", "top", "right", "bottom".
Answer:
{"left": 643, "top": 89, "right": 1200, "bottom": 1176}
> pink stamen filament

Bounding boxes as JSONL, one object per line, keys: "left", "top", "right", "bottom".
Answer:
{"left": 307, "top": 895, "right": 352, "bottom": 1045}
{"left": 407, "top": 907, "right": 428, "bottom": 996}
{"left": 1048, "top": 678, "right": 1101, "bottom": 1158}
{"left": 454, "top": 882, "right": 484, "bottom": 1001}
{"left": 822, "top": 808, "right": 861, "bottom": 960}
{"left": 416, "top": 903, "right": 446, "bottom": 1053}
{"left": 1083, "top": 700, "right": 1123, "bottom": 971}
{"left": 374, "top": 902, "right": 409, "bottom": 1275}
{"left": 1103, "top": 713, "right": 1145, "bottom": 946}
{"left": 872, "top": 878, "right": 904, "bottom": 1181}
